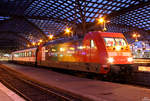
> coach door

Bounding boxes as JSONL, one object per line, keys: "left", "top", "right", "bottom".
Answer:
{"left": 37, "top": 46, "right": 42, "bottom": 65}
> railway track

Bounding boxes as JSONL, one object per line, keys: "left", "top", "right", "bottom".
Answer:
{"left": 0, "top": 62, "right": 150, "bottom": 101}
{"left": 0, "top": 66, "right": 82, "bottom": 101}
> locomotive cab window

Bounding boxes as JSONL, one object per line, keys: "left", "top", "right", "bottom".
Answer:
{"left": 104, "top": 38, "right": 127, "bottom": 47}
{"left": 104, "top": 38, "right": 115, "bottom": 47}
{"left": 115, "top": 38, "right": 127, "bottom": 46}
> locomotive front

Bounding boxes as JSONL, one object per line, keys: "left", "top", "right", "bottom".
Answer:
{"left": 100, "top": 32, "right": 134, "bottom": 74}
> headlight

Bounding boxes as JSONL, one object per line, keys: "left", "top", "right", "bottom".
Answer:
{"left": 128, "top": 57, "right": 133, "bottom": 62}
{"left": 108, "top": 57, "right": 114, "bottom": 63}
{"left": 116, "top": 46, "right": 121, "bottom": 51}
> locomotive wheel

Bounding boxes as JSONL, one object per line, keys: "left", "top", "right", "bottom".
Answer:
{"left": 105, "top": 69, "right": 118, "bottom": 82}
{"left": 105, "top": 66, "right": 133, "bottom": 83}
{"left": 118, "top": 66, "right": 133, "bottom": 83}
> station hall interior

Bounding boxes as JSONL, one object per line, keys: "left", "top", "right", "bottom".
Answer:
{"left": 0, "top": 0, "right": 150, "bottom": 101}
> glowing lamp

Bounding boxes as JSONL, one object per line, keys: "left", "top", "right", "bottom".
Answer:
{"left": 38, "top": 42, "right": 40, "bottom": 45}
{"left": 49, "top": 34, "right": 54, "bottom": 40}
{"left": 70, "top": 47, "right": 75, "bottom": 50}
{"left": 39, "top": 39, "right": 43, "bottom": 43}
{"left": 60, "top": 48, "right": 65, "bottom": 51}
{"left": 98, "top": 17, "right": 104, "bottom": 23}
{"left": 27, "top": 44, "right": 30, "bottom": 47}
{"left": 132, "top": 34, "right": 137, "bottom": 38}
{"left": 108, "top": 57, "right": 114, "bottom": 63}
{"left": 128, "top": 57, "right": 133, "bottom": 62}
{"left": 116, "top": 46, "right": 121, "bottom": 51}
{"left": 65, "top": 27, "right": 71, "bottom": 34}
{"left": 32, "top": 42, "right": 35, "bottom": 46}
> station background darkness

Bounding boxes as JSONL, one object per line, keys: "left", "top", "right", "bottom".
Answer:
{"left": 0, "top": 0, "right": 149, "bottom": 52}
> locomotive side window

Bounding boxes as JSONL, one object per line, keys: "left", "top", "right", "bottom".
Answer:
{"left": 90, "top": 40, "right": 95, "bottom": 48}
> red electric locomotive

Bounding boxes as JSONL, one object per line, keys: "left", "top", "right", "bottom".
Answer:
{"left": 11, "top": 31, "right": 134, "bottom": 75}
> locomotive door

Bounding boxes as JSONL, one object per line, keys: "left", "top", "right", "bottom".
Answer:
{"left": 83, "top": 39, "right": 91, "bottom": 62}
{"left": 90, "top": 39, "right": 97, "bottom": 62}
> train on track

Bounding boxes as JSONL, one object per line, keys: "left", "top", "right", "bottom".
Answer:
{"left": 10, "top": 31, "right": 134, "bottom": 76}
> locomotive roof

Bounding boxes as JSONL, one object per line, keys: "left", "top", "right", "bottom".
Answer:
{"left": 88, "top": 31, "right": 124, "bottom": 38}
{"left": 44, "top": 31, "right": 125, "bottom": 46}
{"left": 44, "top": 36, "right": 83, "bottom": 46}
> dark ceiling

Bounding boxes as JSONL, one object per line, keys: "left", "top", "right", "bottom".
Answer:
{"left": 0, "top": 0, "right": 149, "bottom": 53}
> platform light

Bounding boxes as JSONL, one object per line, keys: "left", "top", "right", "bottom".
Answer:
{"left": 49, "top": 34, "right": 54, "bottom": 40}
{"left": 133, "top": 34, "right": 137, "bottom": 38}
{"left": 32, "top": 42, "right": 36, "bottom": 46}
{"left": 37, "top": 42, "right": 40, "bottom": 45}
{"left": 132, "top": 33, "right": 140, "bottom": 42}
{"left": 64, "top": 27, "right": 73, "bottom": 37}
{"left": 65, "top": 27, "right": 71, "bottom": 33}
{"left": 97, "top": 17, "right": 107, "bottom": 31}
{"left": 39, "top": 39, "right": 43, "bottom": 43}
{"left": 27, "top": 44, "right": 30, "bottom": 47}
{"left": 98, "top": 17, "right": 104, "bottom": 23}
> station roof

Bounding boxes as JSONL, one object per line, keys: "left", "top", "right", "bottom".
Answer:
{"left": 0, "top": 0, "right": 149, "bottom": 52}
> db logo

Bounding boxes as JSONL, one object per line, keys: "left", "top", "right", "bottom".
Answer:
{"left": 142, "top": 97, "right": 150, "bottom": 101}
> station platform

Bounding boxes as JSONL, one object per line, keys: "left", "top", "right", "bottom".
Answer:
{"left": 0, "top": 82, "right": 25, "bottom": 101}
{"left": 0, "top": 62, "right": 150, "bottom": 101}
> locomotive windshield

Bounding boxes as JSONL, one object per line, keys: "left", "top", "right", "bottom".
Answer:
{"left": 104, "top": 38, "right": 127, "bottom": 47}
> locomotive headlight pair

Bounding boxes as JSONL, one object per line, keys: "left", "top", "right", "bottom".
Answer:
{"left": 128, "top": 57, "right": 133, "bottom": 62}
{"left": 108, "top": 57, "right": 114, "bottom": 63}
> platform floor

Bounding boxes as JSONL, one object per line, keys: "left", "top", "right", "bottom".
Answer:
{"left": 0, "top": 82, "right": 25, "bottom": 101}
{"left": 1, "top": 62, "right": 150, "bottom": 101}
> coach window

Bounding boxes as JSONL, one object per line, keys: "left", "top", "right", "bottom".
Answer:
{"left": 26, "top": 52, "right": 29, "bottom": 57}
{"left": 26, "top": 52, "right": 28, "bottom": 57}
{"left": 24, "top": 52, "right": 26, "bottom": 57}
{"left": 21, "top": 52, "right": 23, "bottom": 57}
{"left": 90, "top": 40, "right": 95, "bottom": 48}
{"left": 20, "top": 53, "right": 22, "bottom": 57}
{"left": 22, "top": 52, "right": 24, "bottom": 57}
{"left": 29, "top": 51, "right": 32, "bottom": 57}
{"left": 17, "top": 53, "right": 18, "bottom": 57}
